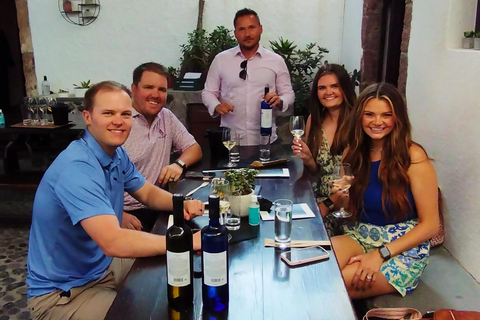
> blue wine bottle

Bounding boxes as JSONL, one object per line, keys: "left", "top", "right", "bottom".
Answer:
{"left": 201, "top": 194, "right": 229, "bottom": 312}
{"left": 260, "top": 85, "right": 272, "bottom": 136}
{"left": 166, "top": 193, "right": 193, "bottom": 309}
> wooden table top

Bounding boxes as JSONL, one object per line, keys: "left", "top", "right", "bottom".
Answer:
{"left": 105, "top": 145, "right": 357, "bottom": 320}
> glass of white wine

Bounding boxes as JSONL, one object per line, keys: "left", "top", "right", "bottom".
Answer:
{"left": 289, "top": 116, "right": 305, "bottom": 156}
{"left": 331, "top": 163, "right": 353, "bottom": 218}
{"left": 222, "top": 127, "right": 237, "bottom": 168}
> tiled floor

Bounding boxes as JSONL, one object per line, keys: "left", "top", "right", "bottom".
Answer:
{"left": 0, "top": 190, "right": 34, "bottom": 320}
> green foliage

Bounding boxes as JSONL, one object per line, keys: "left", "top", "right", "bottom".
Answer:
{"left": 464, "top": 30, "right": 475, "bottom": 38}
{"left": 341, "top": 64, "right": 362, "bottom": 87}
{"left": 179, "top": 26, "right": 236, "bottom": 76}
{"left": 223, "top": 168, "right": 258, "bottom": 196}
{"left": 73, "top": 80, "right": 92, "bottom": 89}
{"left": 475, "top": 31, "right": 480, "bottom": 38}
{"left": 270, "top": 39, "right": 329, "bottom": 118}
{"left": 167, "top": 66, "right": 179, "bottom": 77}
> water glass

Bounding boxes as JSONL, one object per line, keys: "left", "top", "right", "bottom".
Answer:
{"left": 274, "top": 199, "right": 293, "bottom": 248}
{"left": 259, "top": 135, "right": 271, "bottom": 162}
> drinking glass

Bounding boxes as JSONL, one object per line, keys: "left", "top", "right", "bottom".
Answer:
{"left": 289, "top": 116, "right": 305, "bottom": 156}
{"left": 259, "top": 135, "right": 271, "bottom": 162}
{"left": 38, "top": 97, "right": 48, "bottom": 125}
{"left": 274, "top": 199, "right": 293, "bottom": 249}
{"left": 222, "top": 127, "right": 237, "bottom": 168}
{"left": 211, "top": 179, "right": 238, "bottom": 230}
{"left": 29, "top": 97, "right": 40, "bottom": 125}
{"left": 331, "top": 163, "right": 353, "bottom": 218}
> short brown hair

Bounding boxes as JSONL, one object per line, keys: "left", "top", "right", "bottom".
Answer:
{"left": 132, "top": 62, "right": 168, "bottom": 86}
{"left": 84, "top": 81, "right": 132, "bottom": 112}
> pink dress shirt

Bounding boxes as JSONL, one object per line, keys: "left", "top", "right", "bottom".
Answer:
{"left": 202, "top": 45, "right": 294, "bottom": 145}
{"left": 123, "top": 107, "right": 196, "bottom": 211}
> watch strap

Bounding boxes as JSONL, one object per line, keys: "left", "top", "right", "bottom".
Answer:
{"left": 322, "top": 198, "right": 335, "bottom": 211}
{"left": 173, "top": 160, "right": 186, "bottom": 172}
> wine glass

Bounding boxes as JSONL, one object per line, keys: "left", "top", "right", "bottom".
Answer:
{"left": 331, "top": 163, "right": 353, "bottom": 218}
{"left": 210, "top": 179, "right": 231, "bottom": 227}
{"left": 222, "top": 127, "right": 237, "bottom": 168}
{"left": 290, "top": 116, "right": 305, "bottom": 156}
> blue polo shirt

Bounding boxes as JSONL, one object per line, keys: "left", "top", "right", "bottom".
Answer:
{"left": 26, "top": 130, "right": 146, "bottom": 298}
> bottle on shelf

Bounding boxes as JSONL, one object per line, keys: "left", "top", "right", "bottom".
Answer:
{"left": 41, "top": 76, "right": 50, "bottom": 95}
{"left": 0, "top": 109, "right": 5, "bottom": 128}
{"left": 166, "top": 193, "right": 194, "bottom": 309}
{"left": 201, "top": 194, "right": 229, "bottom": 312}
{"left": 260, "top": 84, "right": 272, "bottom": 136}
{"left": 248, "top": 195, "right": 260, "bottom": 226}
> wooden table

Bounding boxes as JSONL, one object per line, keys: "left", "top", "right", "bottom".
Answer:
{"left": 105, "top": 145, "right": 357, "bottom": 320}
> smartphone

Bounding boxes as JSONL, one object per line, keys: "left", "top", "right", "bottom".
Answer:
{"left": 280, "top": 246, "right": 330, "bottom": 267}
{"left": 185, "top": 171, "right": 215, "bottom": 179}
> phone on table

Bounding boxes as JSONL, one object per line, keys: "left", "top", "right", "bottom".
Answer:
{"left": 185, "top": 171, "right": 215, "bottom": 179}
{"left": 281, "top": 246, "right": 330, "bottom": 267}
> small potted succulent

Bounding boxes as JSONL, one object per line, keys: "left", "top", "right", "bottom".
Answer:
{"left": 474, "top": 32, "right": 480, "bottom": 50}
{"left": 223, "top": 168, "right": 258, "bottom": 217}
{"left": 463, "top": 30, "right": 475, "bottom": 49}
{"left": 73, "top": 80, "right": 92, "bottom": 97}
{"left": 57, "top": 89, "right": 70, "bottom": 98}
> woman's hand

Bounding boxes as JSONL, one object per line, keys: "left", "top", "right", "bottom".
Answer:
{"left": 347, "top": 250, "right": 384, "bottom": 290}
{"left": 291, "top": 138, "right": 313, "bottom": 162}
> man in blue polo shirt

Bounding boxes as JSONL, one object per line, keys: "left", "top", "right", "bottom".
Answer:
{"left": 26, "top": 81, "right": 204, "bottom": 320}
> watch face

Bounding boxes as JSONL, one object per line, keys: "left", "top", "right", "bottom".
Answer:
{"left": 379, "top": 246, "right": 390, "bottom": 260}
{"left": 176, "top": 160, "right": 186, "bottom": 168}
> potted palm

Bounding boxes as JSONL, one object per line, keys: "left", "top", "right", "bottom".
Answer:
{"left": 463, "top": 30, "right": 475, "bottom": 49}
{"left": 73, "top": 80, "right": 92, "bottom": 97}
{"left": 223, "top": 168, "right": 258, "bottom": 217}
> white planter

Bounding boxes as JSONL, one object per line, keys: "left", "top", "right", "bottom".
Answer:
{"left": 462, "top": 38, "right": 474, "bottom": 49}
{"left": 74, "top": 88, "right": 88, "bottom": 97}
{"left": 474, "top": 38, "right": 480, "bottom": 50}
{"left": 230, "top": 191, "right": 254, "bottom": 217}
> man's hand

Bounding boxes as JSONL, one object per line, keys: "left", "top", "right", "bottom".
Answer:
{"left": 121, "top": 212, "right": 143, "bottom": 231}
{"left": 264, "top": 92, "right": 283, "bottom": 108}
{"left": 159, "top": 163, "right": 183, "bottom": 186}
{"left": 193, "top": 231, "right": 202, "bottom": 251}
{"left": 215, "top": 102, "right": 234, "bottom": 115}
{"left": 184, "top": 199, "right": 205, "bottom": 221}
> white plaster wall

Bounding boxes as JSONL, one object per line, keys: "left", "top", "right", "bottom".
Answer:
{"left": 407, "top": 0, "right": 480, "bottom": 281}
{"left": 27, "top": 0, "right": 347, "bottom": 94}
{"left": 340, "top": 0, "right": 363, "bottom": 72}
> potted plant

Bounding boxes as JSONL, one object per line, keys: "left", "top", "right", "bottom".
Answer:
{"left": 463, "top": 30, "right": 475, "bottom": 49}
{"left": 474, "top": 32, "right": 480, "bottom": 50}
{"left": 167, "top": 66, "right": 178, "bottom": 89}
{"left": 57, "top": 89, "right": 70, "bottom": 98}
{"left": 73, "top": 80, "right": 92, "bottom": 97}
{"left": 223, "top": 168, "right": 258, "bottom": 217}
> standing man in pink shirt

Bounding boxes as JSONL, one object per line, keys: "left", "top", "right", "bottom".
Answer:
{"left": 202, "top": 8, "right": 295, "bottom": 145}
{"left": 122, "top": 62, "right": 202, "bottom": 231}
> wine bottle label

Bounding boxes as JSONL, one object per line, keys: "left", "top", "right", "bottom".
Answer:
{"left": 166, "top": 250, "right": 191, "bottom": 286}
{"left": 261, "top": 109, "right": 272, "bottom": 128}
{"left": 203, "top": 251, "right": 227, "bottom": 286}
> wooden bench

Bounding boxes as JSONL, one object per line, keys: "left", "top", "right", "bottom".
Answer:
{"left": 359, "top": 245, "right": 480, "bottom": 315}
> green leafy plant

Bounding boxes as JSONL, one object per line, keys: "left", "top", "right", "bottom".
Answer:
{"left": 464, "top": 30, "right": 475, "bottom": 38}
{"left": 58, "top": 88, "right": 69, "bottom": 93}
{"left": 167, "top": 66, "right": 179, "bottom": 78}
{"left": 73, "top": 80, "right": 92, "bottom": 89}
{"left": 270, "top": 38, "right": 329, "bottom": 118}
{"left": 475, "top": 31, "right": 480, "bottom": 38}
{"left": 223, "top": 168, "right": 258, "bottom": 196}
{"left": 179, "top": 26, "right": 236, "bottom": 77}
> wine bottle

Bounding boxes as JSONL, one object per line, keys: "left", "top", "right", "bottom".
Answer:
{"left": 41, "top": 76, "right": 50, "bottom": 95}
{"left": 166, "top": 193, "right": 193, "bottom": 309}
{"left": 260, "top": 85, "right": 272, "bottom": 136}
{"left": 201, "top": 194, "right": 229, "bottom": 312}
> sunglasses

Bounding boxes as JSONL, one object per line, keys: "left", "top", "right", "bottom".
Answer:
{"left": 239, "top": 60, "right": 248, "bottom": 80}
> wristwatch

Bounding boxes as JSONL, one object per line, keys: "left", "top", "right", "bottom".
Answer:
{"left": 173, "top": 159, "right": 186, "bottom": 173}
{"left": 322, "top": 198, "right": 335, "bottom": 212}
{"left": 378, "top": 245, "right": 391, "bottom": 261}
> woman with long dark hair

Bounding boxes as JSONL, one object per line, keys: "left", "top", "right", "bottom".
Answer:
{"left": 332, "top": 83, "right": 439, "bottom": 299}
{"left": 292, "top": 63, "right": 356, "bottom": 235}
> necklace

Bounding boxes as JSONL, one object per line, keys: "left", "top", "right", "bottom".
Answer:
{"left": 370, "top": 147, "right": 383, "bottom": 152}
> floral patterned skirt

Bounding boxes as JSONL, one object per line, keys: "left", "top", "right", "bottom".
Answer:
{"left": 343, "top": 219, "right": 430, "bottom": 296}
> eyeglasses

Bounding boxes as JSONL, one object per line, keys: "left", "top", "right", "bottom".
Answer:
{"left": 239, "top": 60, "right": 248, "bottom": 80}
